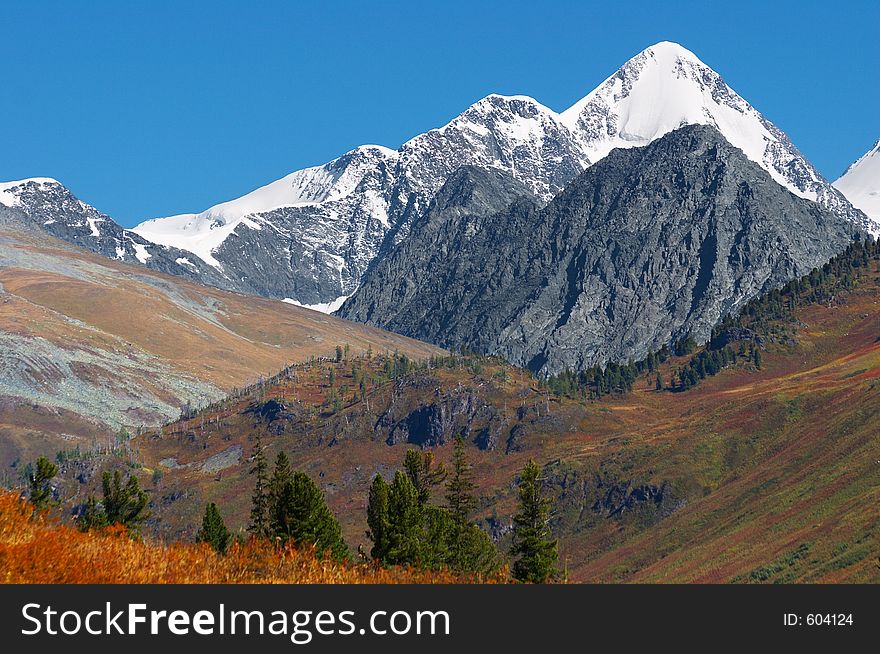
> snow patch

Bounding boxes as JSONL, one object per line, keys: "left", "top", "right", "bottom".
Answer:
{"left": 282, "top": 295, "right": 349, "bottom": 314}
{"left": 131, "top": 240, "right": 152, "bottom": 264}
{"left": 86, "top": 216, "right": 101, "bottom": 237}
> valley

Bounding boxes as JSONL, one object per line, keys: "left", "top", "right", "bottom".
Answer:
{"left": 1, "top": 37, "right": 877, "bottom": 586}
{"left": 43, "top": 243, "right": 878, "bottom": 582}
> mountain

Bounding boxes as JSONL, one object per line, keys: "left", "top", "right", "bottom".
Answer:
{"left": 339, "top": 125, "right": 862, "bottom": 374}
{"left": 88, "top": 242, "right": 879, "bottom": 581}
{"left": 129, "top": 42, "right": 871, "bottom": 308}
{"left": 835, "top": 139, "right": 880, "bottom": 232}
{"left": 0, "top": 223, "right": 440, "bottom": 471}
{"left": 0, "top": 178, "right": 232, "bottom": 289}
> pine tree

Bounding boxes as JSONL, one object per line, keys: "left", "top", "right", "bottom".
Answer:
{"left": 446, "top": 436, "right": 477, "bottom": 528}
{"left": 366, "top": 474, "right": 391, "bottom": 561}
{"left": 269, "top": 451, "right": 292, "bottom": 510}
{"left": 444, "top": 438, "right": 497, "bottom": 574}
{"left": 385, "top": 470, "right": 424, "bottom": 565}
{"left": 196, "top": 502, "right": 232, "bottom": 554}
{"left": 101, "top": 469, "right": 150, "bottom": 532}
{"left": 655, "top": 373, "right": 663, "bottom": 391}
{"left": 420, "top": 504, "right": 454, "bottom": 569}
{"left": 28, "top": 456, "right": 58, "bottom": 512}
{"left": 403, "top": 449, "right": 447, "bottom": 505}
{"left": 247, "top": 433, "right": 270, "bottom": 538}
{"left": 510, "top": 459, "right": 558, "bottom": 583}
{"left": 77, "top": 495, "right": 108, "bottom": 531}
{"left": 754, "top": 347, "right": 762, "bottom": 369}
{"left": 272, "top": 471, "right": 349, "bottom": 561}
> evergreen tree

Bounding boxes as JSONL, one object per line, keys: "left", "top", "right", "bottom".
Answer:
{"left": 271, "top": 471, "right": 348, "bottom": 561}
{"left": 269, "top": 451, "right": 292, "bottom": 509}
{"left": 385, "top": 470, "right": 424, "bottom": 565}
{"left": 28, "top": 456, "right": 58, "bottom": 512}
{"left": 446, "top": 436, "right": 477, "bottom": 528}
{"left": 754, "top": 347, "right": 762, "bottom": 369}
{"left": 248, "top": 433, "right": 270, "bottom": 538}
{"left": 510, "top": 459, "right": 558, "bottom": 583}
{"left": 444, "top": 436, "right": 497, "bottom": 573}
{"left": 77, "top": 495, "right": 108, "bottom": 531}
{"left": 419, "top": 504, "right": 454, "bottom": 569}
{"left": 366, "top": 474, "right": 391, "bottom": 561}
{"left": 97, "top": 469, "right": 150, "bottom": 533}
{"left": 655, "top": 373, "right": 663, "bottom": 391}
{"left": 403, "top": 449, "right": 447, "bottom": 505}
{"left": 196, "top": 502, "right": 232, "bottom": 554}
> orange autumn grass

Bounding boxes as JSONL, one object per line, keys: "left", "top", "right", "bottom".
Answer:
{"left": 0, "top": 493, "right": 503, "bottom": 584}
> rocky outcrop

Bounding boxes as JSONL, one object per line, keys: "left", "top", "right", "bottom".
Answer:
{"left": 341, "top": 125, "right": 863, "bottom": 374}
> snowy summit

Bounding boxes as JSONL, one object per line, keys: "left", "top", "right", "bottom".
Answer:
{"left": 835, "top": 139, "right": 880, "bottom": 235}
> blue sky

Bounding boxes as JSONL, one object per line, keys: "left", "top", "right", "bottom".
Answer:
{"left": 1, "top": 0, "right": 877, "bottom": 227}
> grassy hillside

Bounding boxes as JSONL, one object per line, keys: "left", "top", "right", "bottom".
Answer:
{"left": 0, "top": 227, "right": 441, "bottom": 472}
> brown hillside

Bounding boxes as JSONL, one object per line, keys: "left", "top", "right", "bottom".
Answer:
{"left": 108, "top": 252, "right": 880, "bottom": 583}
{"left": 0, "top": 228, "right": 441, "bottom": 469}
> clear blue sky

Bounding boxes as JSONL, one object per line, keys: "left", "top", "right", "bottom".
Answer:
{"left": 1, "top": 0, "right": 877, "bottom": 227}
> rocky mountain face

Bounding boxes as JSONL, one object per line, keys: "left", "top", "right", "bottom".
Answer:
{"left": 128, "top": 42, "right": 872, "bottom": 308}
{"left": 339, "top": 125, "right": 863, "bottom": 374}
{"left": 835, "top": 138, "right": 880, "bottom": 233}
{"left": 0, "top": 178, "right": 231, "bottom": 289}
{"left": 132, "top": 93, "right": 591, "bottom": 307}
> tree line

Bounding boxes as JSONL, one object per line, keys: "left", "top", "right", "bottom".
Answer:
{"left": 23, "top": 436, "right": 562, "bottom": 583}
{"left": 545, "top": 237, "right": 878, "bottom": 398}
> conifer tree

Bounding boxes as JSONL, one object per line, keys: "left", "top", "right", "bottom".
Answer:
{"left": 444, "top": 437, "right": 498, "bottom": 574}
{"left": 269, "top": 451, "right": 292, "bottom": 509}
{"left": 510, "top": 459, "right": 558, "bottom": 583}
{"left": 28, "top": 456, "right": 58, "bottom": 512}
{"left": 101, "top": 469, "right": 150, "bottom": 532}
{"left": 272, "top": 471, "right": 348, "bottom": 561}
{"left": 196, "top": 502, "right": 232, "bottom": 554}
{"left": 655, "top": 373, "right": 663, "bottom": 391}
{"left": 248, "top": 433, "right": 270, "bottom": 538}
{"left": 366, "top": 474, "right": 391, "bottom": 561}
{"left": 403, "top": 449, "right": 447, "bottom": 505}
{"left": 446, "top": 436, "right": 476, "bottom": 528}
{"left": 385, "top": 470, "right": 424, "bottom": 565}
{"left": 77, "top": 495, "right": 108, "bottom": 532}
{"left": 754, "top": 347, "right": 762, "bottom": 369}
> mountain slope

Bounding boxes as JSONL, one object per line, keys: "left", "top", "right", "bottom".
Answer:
{"left": 0, "top": 224, "right": 440, "bottom": 470}
{"left": 95, "top": 243, "right": 879, "bottom": 582}
{"left": 340, "top": 125, "right": 861, "bottom": 374}
{"left": 0, "top": 178, "right": 233, "bottom": 289}
{"left": 129, "top": 42, "right": 870, "bottom": 307}
{"left": 835, "top": 138, "right": 880, "bottom": 232}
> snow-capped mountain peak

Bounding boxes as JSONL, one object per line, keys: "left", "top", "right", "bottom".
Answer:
{"left": 559, "top": 41, "right": 854, "bottom": 215}
{"left": 0, "top": 178, "right": 65, "bottom": 207}
{"left": 113, "top": 41, "right": 871, "bottom": 307}
{"left": 834, "top": 139, "right": 880, "bottom": 235}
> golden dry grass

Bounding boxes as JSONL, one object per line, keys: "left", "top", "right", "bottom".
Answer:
{"left": 0, "top": 493, "right": 500, "bottom": 584}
